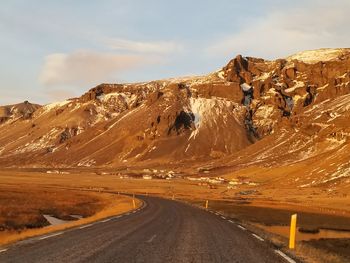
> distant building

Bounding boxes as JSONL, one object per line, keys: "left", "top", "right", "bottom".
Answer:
{"left": 187, "top": 177, "right": 201, "bottom": 181}
{"left": 208, "top": 179, "right": 223, "bottom": 184}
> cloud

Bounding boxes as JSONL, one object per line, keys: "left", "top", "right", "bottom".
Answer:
{"left": 39, "top": 50, "right": 153, "bottom": 87}
{"left": 206, "top": 1, "right": 350, "bottom": 60}
{"left": 106, "top": 38, "right": 183, "bottom": 54}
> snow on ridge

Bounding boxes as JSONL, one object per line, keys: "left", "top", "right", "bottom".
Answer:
{"left": 286, "top": 48, "right": 348, "bottom": 64}
{"left": 98, "top": 91, "right": 137, "bottom": 105}
{"left": 217, "top": 70, "right": 225, "bottom": 79}
{"left": 33, "top": 100, "right": 71, "bottom": 118}
{"left": 42, "top": 100, "right": 70, "bottom": 112}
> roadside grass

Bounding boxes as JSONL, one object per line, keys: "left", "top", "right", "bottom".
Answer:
{"left": 300, "top": 238, "right": 350, "bottom": 263}
{"left": 192, "top": 199, "right": 350, "bottom": 230}
{"left": 0, "top": 185, "right": 103, "bottom": 231}
{"left": 0, "top": 170, "right": 349, "bottom": 262}
{"left": 180, "top": 197, "right": 350, "bottom": 263}
{"left": 0, "top": 185, "right": 141, "bottom": 246}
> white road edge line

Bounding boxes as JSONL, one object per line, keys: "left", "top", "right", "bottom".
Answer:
{"left": 252, "top": 233, "right": 264, "bottom": 242}
{"left": 237, "top": 225, "right": 246, "bottom": 230}
{"left": 146, "top": 234, "right": 157, "bottom": 243}
{"left": 228, "top": 220, "right": 234, "bottom": 223}
{"left": 79, "top": 224, "right": 93, "bottom": 229}
{"left": 101, "top": 218, "right": 111, "bottom": 223}
{"left": 275, "top": 250, "right": 296, "bottom": 263}
{"left": 39, "top": 232, "right": 63, "bottom": 240}
{"left": 0, "top": 249, "right": 8, "bottom": 253}
{"left": 221, "top": 216, "right": 226, "bottom": 220}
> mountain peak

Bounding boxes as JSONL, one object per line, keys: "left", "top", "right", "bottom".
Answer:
{"left": 0, "top": 47, "right": 349, "bottom": 191}
{"left": 286, "top": 48, "right": 350, "bottom": 64}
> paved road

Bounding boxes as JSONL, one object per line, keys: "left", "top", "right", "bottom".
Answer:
{"left": 0, "top": 196, "right": 296, "bottom": 263}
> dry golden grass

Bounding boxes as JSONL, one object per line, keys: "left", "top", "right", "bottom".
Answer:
{"left": 0, "top": 169, "right": 349, "bottom": 262}
{"left": 0, "top": 180, "right": 141, "bottom": 246}
{"left": 0, "top": 169, "right": 348, "bottom": 216}
{"left": 0, "top": 185, "right": 103, "bottom": 230}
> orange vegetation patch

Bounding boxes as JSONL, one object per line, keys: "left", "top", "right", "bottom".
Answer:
{"left": 0, "top": 184, "right": 141, "bottom": 246}
{"left": 0, "top": 185, "right": 103, "bottom": 231}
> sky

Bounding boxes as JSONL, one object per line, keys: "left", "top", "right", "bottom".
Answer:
{"left": 0, "top": 0, "right": 349, "bottom": 105}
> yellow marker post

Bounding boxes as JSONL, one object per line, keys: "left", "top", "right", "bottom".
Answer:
{"left": 132, "top": 198, "right": 136, "bottom": 209}
{"left": 205, "top": 200, "right": 209, "bottom": 210}
{"left": 172, "top": 194, "right": 175, "bottom": 200}
{"left": 289, "top": 214, "right": 297, "bottom": 249}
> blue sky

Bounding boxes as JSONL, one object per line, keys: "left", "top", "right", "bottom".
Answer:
{"left": 0, "top": 0, "right": 349, "bottom": 104}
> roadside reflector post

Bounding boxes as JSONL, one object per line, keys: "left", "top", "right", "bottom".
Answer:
{"left": 289, "top": 214, "right": 297, "bottom": 249}
{"left": 205, "top": 200, "right": 209, "bottom": 210}
{"left": 172, "top": 194, "right": 175, "bottom": 200}
{"left": 132, "top": 194, "right": 136, "bottom": 209}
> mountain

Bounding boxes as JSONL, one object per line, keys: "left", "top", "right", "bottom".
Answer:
{"left": 0, "top": 48, "right": 349, "bottom": 188}
{"left": 0, "top": 101, "right": 41, "bottom": 124}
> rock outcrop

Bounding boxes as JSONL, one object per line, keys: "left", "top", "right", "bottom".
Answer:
{"left": 0, "top": 101, "right": 41, "bottom": 124}
{"left": 0, "top": 48, "right": 349, "bottom": 180}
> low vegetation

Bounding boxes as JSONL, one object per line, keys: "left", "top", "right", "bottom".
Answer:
{"left": 0, "top": 185, "right": 103, "bottom": 231}
{"left": 0, "top": 170, "right": 349, "bottom": 262}
{"left": 0, "top": 180, "right": 141, "bottom": 246}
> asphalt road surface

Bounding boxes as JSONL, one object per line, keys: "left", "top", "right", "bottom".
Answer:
{"left": 0, "top": 196, "right": 297, "bottom": 263}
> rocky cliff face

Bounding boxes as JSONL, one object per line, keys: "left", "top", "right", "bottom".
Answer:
{"left": 0, "top": 48, "right": 349, "bottom": 187}
{"left": 219, "top": 48, "right": 350, "bottom": 139}
{"left": 0, "top": 101, "right": 41, "bottom": 124}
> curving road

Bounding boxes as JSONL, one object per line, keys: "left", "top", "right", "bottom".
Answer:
{"left": 0, "top": 196, "right": 297, "bottom": 263}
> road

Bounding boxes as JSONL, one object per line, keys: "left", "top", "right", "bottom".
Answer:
{"left": 0, "top": 196, "right": 297, "bottom": 263}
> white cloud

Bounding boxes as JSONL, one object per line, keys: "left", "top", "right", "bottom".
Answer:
{"left": 106, "top": 38, "right": 183, "bottom": 54}
{"left": 206, "top": 1, "right": 350, "bottom": 60}
{"left": 39, "top": 50, "right": 153, "bottom": 87}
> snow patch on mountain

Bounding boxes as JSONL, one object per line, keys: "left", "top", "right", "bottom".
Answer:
{"left": 188, "top": 97, "right": 238, "bottom": 141}
{"left": 285, "top": 81, "right": 305, "bottom": 93}
{"left": 14, "top": 128, "right": 60, "bottom": 154}
{"left": 286, "top": 48, "right": 348, "bottom": 64}
{"left": 188, "top": 97, "right": 214, "bottom": 140}
{"left": 42, "top": 100, "right": 70, "bottom": 112}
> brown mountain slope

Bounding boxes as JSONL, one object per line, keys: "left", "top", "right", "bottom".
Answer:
{"left": 0, "top": 101, "right": 41, "bottom": 124}
{"left": 0, "top": 48, "right": 349, "bottom": 187}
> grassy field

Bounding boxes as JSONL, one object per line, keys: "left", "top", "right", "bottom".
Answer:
{"left": 0, "top": 185, "right": 103, "bottom": 231}
{"left": 0, "top": 175, "right": 141, "bottom": 245}
{"left": 0, "top": 169, "right": 349, "bottom": 262}
{"left": 187, "top": 199, "right": 350, "bottom": 230}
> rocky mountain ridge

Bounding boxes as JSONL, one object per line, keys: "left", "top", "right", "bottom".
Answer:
{"left": 0, "top": 48, "right": 349, "bottom": 188}
{"left": 0, "top": 101, "right": 41, "bottom": 124}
